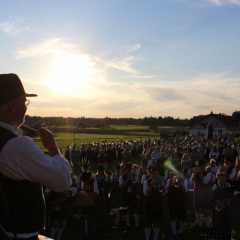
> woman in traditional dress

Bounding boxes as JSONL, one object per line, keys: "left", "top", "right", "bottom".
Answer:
{"left": 94, "top": 165, "right": 109, "bottom": 214}
{"left": 109, "top": 165, "right": 122, "bottom": 209}
{"left": 212, "top": 171, "right": 232, "bottom": 230}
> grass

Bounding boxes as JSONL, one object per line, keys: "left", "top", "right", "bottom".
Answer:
{"left": 33, "top": 132, "right": 159, "bottom": 150}
{"left": 50, "top": 125, "right": 175, "bottom": 131}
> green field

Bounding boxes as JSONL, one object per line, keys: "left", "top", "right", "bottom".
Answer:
{"left": 33, "top": 127, "right": 160, "bottom": 150}
{"left": 52, "top": 125, "right": 174, "bottom": 130}
{"left": 34, "top": 133, "right": 159, "bottom": 150}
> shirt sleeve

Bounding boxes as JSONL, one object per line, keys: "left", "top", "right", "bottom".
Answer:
{"left": 110, "top": 174, "right": 113, "bottom": 181}
{"left": 212, "top": 184, "right": 217, "bottom": 191}
{"left": 190, "top": 173, "right": 195, "bottom": 183}
{"left": 165, "top": 179, "right": 171, "bottom": 189}
{"left": 119, "top": 175, "right": 124, "bottom": 186}
{"left": 229, "top": 168, "right": 235, "bottom": 181}
{"left": 94, "top": 181, "right": 99, "bottom": 194}
{"left": 183, "top": 179, "right": 188, "bottom": 191}
{"left": 202, "top": 172, "right": 211, "bottom": 184}
{"left": 0, "top": 136, "right": 72, "bottom": 192}
{"left": 141, "top": 175, "right": 146, "bottom": 184}
{"left": 143, "top": 180, "right": 149, "bottom": 196}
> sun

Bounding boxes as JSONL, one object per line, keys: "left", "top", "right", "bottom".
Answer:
{"left": 47, "top": 55, "right": 95, "bottom": 96}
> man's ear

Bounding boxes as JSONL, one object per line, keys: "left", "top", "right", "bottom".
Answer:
{"left": 7, "top": 100, "right": 16, "bottom": 113}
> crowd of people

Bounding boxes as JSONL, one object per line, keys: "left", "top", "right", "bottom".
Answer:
{"left": 45, "top": 130, "right": 240, "bottom": 240}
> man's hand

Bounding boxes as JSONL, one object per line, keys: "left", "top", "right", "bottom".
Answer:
{"left": 37, "top": 128, "right": 56, "bottom": 148}
{"left": 37, "top": 128, "right": 60, "bottom": 157}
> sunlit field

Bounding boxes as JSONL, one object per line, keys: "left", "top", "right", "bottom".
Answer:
{"left": 33, "top": 124, "right": 162, "bottom": 150}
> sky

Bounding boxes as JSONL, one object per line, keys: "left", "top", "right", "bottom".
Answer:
{"left": 1, "top": 0, "right": 240, "bottom": 119}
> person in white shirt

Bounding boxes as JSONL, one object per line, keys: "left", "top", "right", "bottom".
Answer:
{"left": 210, "top": 159, "right": 219, "bottom": 174}
{"left": 151, "top": 147, "right": 160, "bottom": 165}
{"left": 0, "top": 73, "right": 72, "bottom": 240}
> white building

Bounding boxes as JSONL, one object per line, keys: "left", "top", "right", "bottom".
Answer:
{"left": 190, "top": 112, "right": 234, "bottom": 136}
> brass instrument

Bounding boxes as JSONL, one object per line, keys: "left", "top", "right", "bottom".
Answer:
{"left": 131, "top": 172, "right": 137, "bottom": 183}
{"left": 172, "top": 176, "right": 180, "bottom": 188}
{"left": 153, "top": 176, "right": 165, "bottom": 192}
{"left": 45, "top": 189, "right": 72, "bottom": 212}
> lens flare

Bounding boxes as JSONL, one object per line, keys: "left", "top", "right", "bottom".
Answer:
{"left": 163, "top": 158, "right": 181, "bottom": 176}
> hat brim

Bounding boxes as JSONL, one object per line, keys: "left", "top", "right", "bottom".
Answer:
{"left": 25, "top": 93, "right": 38, "bottom": 97}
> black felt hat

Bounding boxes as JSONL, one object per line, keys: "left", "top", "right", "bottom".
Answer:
{"left": 97, "top": 165, "right": 105, "bottom": 171}
{"left": 0, "top": 73, "right": 37, "bottom": 106}
{"left": 195, "top": 160, "right": 204, "bottom": 166}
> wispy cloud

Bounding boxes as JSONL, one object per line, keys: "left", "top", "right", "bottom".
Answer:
{"left": 27, "top": 71, "right": 240, "bottom": 118}
{"left": 122, "top": 75, "right": 154, "bottom": 79}
{"left": 143, "top": 87, "right": 184, "bottom": 102}
{"left": 208, "top": 0, "right": 240, "bottom": 5}
{"left": 125, "top": 43, "right": 141, "bottom": 54}
{"left": 102, "top": 56, "right": 139, "bottom": 74}
{"left": 0, "top": 22, "right": 13, "bottom": 33}
{"left": 15, "top": 38, "right": 140, "bottom": 74}
{"left": 15, "top": 38, "right": 79, "bottom": 59}
{"left": 0, "top": 20, "right": 31, "bottom": 34}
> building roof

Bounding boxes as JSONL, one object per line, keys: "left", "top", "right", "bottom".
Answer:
{"left": 192, "top": 112, "right": 233, "bottom": 126}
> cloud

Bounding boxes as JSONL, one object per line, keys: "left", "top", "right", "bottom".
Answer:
{"left": 208, "top": 0, "right": 240, "bottom": 5}
{"left": 0, "top": 22, "right": 13, "bottom": 33}
{"left": 102, "top": 56, "right": 139, "bottom": 74}
{"left": 16, "top": 38, "right": 140, "bottom": 74}
{"left": 175, "top": 0, "right": 240, "bottom": 6}
{"left": 27, "top": 71, "right": 240, "bottom": 118}
{"left": 0, "top": 20, "right": 31, "bottom": 34}
{"left": 125, "top": 43, "right": 141, "bottom": 54}
{"left": 122, "top": 75, "right": 154, "bottom": 79}
{"left": 15, "top": 38, "right": 79, "bottom": 59}
{"left": 143, "top": 87, "right": 184, "bottom": 102}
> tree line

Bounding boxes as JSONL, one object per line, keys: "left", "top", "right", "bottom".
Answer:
{"left": 24, "top": 111, "right": 240, "bottom": 129}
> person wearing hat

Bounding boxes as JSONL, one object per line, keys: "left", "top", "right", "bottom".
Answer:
{"left": 223, "top": 156, "right": 235, "bottom": 185}
{"left": 109, "top": 165, "right": 121, "bottom": 210}
{"left": 143, "top": 166, "right": 165, "bottom": 240}
{"left": 166, "top": 172, "right": 188, "bottom": 238}
{"left": 0, "top": 74, "right": 72, "bottom": 239}
{"left": 97, "top": 149, "right": 107, "bottom": 170}
{"left": 212, "top": 171, "right": 232, "bottom": 230}
{"left": 119, "top": 163, "right": 140, "bottom": 229}
{"left": 94, "top": 165, "right": 109, "bottom": 214}
{"left": 190, "top": 160, "right": 211, "bottom": 228}
{"left": 79, "top": 165, "right": 93, "bottom": 191}
{"left": 78, "top": 164, "right": 98, "bottom": 236}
